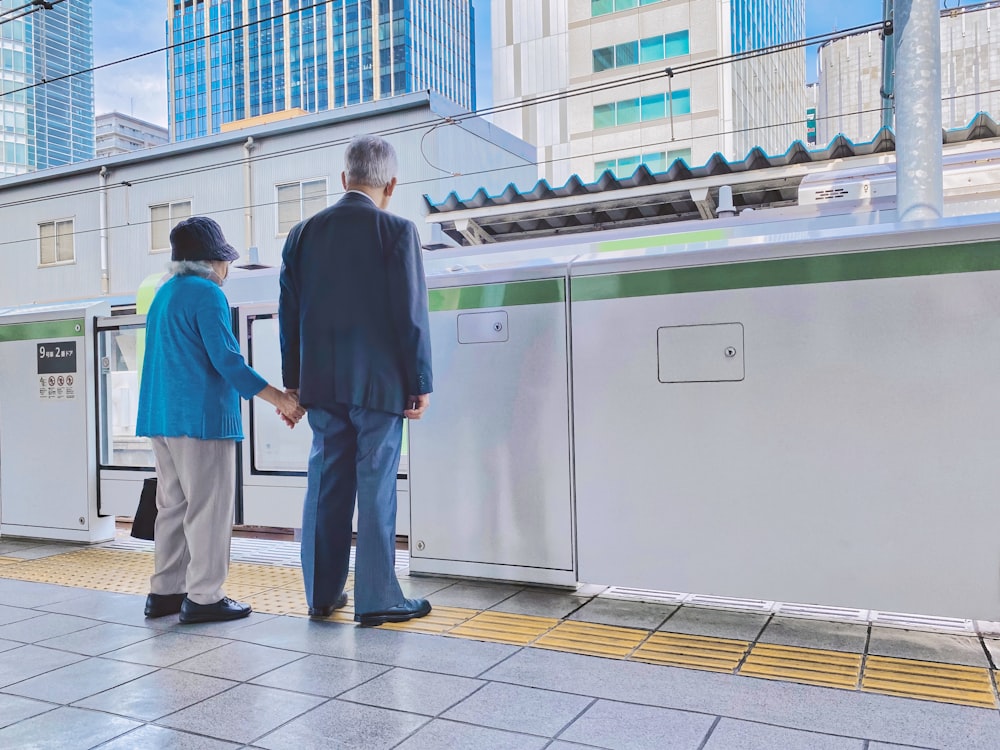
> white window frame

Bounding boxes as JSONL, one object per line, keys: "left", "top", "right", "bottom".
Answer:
{"left": 275, "top": 177, "right": 328, "bottom": 237}
{"left": 149, "top": 199, "right": 193, "bottom": 254}
{"left": 38, "top": 218, "right": 75, "bottom": 267}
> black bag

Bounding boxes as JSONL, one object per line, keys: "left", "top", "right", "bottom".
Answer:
{"left": 131, "top": 477, "right": 158, "bottom": 541}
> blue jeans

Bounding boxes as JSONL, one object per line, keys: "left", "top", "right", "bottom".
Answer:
{"left": 301, "top": 404, "right": 405, "bottom": 615}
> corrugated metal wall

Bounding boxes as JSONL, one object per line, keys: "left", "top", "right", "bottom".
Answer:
{"left": 0, "top": 95, "right": 537, "bottom": 307}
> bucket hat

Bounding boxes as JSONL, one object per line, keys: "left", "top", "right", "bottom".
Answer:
{"left": 169, "top": 216, "right": 239, "bottom": 262}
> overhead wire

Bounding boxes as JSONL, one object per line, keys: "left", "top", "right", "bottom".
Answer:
{"left": 0, "top": 0, "right": 65, "bottom": 26}
{"left": 0, "top": 17, "right": 886, "bottom": 211}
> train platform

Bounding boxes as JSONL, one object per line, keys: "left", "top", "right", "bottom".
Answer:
{"left": 0, "top": 534, "right": 998, "bottom": 749}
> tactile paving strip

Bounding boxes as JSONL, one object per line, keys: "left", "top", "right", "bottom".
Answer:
{"left": 534, "top": 621, "right": 648, "bottom": 659}
{"left": 381, "top": 606, "right": 477, "bottom": 634}
{"left": 861, "top": 655, "right": 997, "bottom": 708}
{"left": 740, "top": 644, "right": 862, "bottom": 689}
{"left": 631, "top": 632, "right": 750, "bottom": 673}
{"left": 449, "top": 611, "right": 558, "bottom": 645}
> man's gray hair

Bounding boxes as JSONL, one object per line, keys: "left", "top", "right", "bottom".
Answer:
{"left": 344, "top": 134, "right": 398, "bottom": 188}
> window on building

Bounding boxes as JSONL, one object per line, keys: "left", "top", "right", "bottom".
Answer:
{"left": 595, "top": 30, "right": 689, "bottom": 72}
{"left": 593, "top": 0, "right": 663, "bottom": 16}
{"left": 39, "top": 219, "right": 74, "bottom": 266}
{"left": 276, "top": 178, "right": 327, "bottom": 235}
{"left": 150, "top": 200, "right": 193, "bottom": 253}
{"left": 595, "top": 151, "right": 676, "bottom": 179}
{"left": 593, "top": 89, "right": 690, "bottom": 129}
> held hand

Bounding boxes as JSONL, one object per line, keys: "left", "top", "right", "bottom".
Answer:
{"left": 404, "top": 393, "right": 430, "bottom": 420}
{"left": 276, "top": 392, "right": 305, "bottom": 428}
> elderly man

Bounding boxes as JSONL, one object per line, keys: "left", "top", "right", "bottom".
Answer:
{"left": 279, "top": 134, "right": 433, "bottom": 626}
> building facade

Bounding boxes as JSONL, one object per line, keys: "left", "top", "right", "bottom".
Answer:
{"left": 96, "top": 112, "right": 169, "bottom": 158}
{"left": 0, "top": 93, "right": 535, "bottom": 307}
{"left": 817, "top": 1, "right": 1000, "bottom": 146}
{"left": 167, "top": 0, "right": 476, "bottom": 142}
{"left": 491, "top": 0, "right": 806, "bottom": 184}
{"left": 0, "top": 0, "right": 95, "bottom": 177}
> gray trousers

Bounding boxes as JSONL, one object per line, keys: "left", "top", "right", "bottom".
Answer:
{"left": 149, "top": 436, "right": 236, "bottom": 605}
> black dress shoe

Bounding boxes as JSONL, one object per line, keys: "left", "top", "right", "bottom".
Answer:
{"left": 308, "top": 592, "right": 349, "bottom": 618}
{"left": 144, "top": 593, "right": 186, "bottom": 618}
{"left": 179, "top": 596, "right": 252, "bottom": 624}
{"left": 355, "top": 597, "right": 432, "bottom": 626}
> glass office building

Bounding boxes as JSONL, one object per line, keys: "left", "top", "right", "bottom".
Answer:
{"left": 0, "top": 0, "right": 94, "bottom": 176}
{"left": 169, "top": 0, "right": 476, "bottom": 141}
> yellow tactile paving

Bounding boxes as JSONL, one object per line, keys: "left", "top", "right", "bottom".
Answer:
{"left": 862, "top": 655, "right": 997, "bottom": 708}
{"left": 740, "top": 644, "right": 862, "bottom": 689}
{"left": 631, "top": 632, "right": 750, "bottom": 673}
{"left": 534, "top": 621, "right": 648, "bottom": 659}
{"left": 449, "top": 611, "right": 558, "bottom": 645}
{"left": 0, "top": 557, "right": 23, "bottom": 565}
{"left": 380, "top": 606, "right": 478, "bottom": 634}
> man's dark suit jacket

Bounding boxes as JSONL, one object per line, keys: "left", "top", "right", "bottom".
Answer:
{"left": 278, "top": 191, "right": 433, "bottom": 415}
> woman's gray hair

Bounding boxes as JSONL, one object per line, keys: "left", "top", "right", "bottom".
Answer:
{"left": 344, "top": 134, "right": 398, "bottom": 188}
{"left": 168, "top": 260, "right": 214, "bottom": 277}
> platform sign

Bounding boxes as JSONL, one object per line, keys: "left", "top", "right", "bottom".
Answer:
{"left": 36, "top": 341, "right": 77, "bottom": 399}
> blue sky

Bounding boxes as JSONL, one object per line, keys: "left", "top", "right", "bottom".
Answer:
{"left": 92, "top": 0, "right": 913, "bottom": 127}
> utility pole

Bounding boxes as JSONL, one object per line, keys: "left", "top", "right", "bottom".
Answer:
{"left": 881, "top": 0, "right": 895, "bottom": 131}
{"left": 894, "top": 0, "right": 943, "bottom": 222}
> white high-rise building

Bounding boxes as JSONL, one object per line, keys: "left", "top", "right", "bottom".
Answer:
{"left": 95, "top": 112, "right": 169, "bottom": 158}
{"left": 817, "top": 1, "right": 1000, "bottom": 146}
{"left": 491, "top": 0, "right": 806, "bottom": 184}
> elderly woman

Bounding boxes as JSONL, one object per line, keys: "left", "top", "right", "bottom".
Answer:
{"left": 137, "top": 216, "right": 304, "bottom": 624}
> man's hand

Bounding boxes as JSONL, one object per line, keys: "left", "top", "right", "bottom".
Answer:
{"left": 404, "top": 393, "right": 430, "bottom": 420}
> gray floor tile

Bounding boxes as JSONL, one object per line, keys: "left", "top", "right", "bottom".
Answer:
{"left": 239, "top": 616, "right": 518, "bottom": 677}
{"left": 0, "top": 644, "right": 86, "bottom": 687}
{"left": 983, "top": 638, "right": 1000, "bottom": 666}
{"left": 37, "top": 590, "right": 178, "bottom": 630}
{"left": 399, "top": 576, "right": 457, "bottom": 599}
{"left": 481, "top": 648, "right": 1000, "bottom": 750}
{"left": 171, "top": 641, "right": 305, "bottom": 681}
{"left": 0, "top": 603, "right": 43, "bottom": 626}
{"left": 250, "top": 653, "right": 390, "bottom": 697}
{"left": 0, "top": 693, "right": 56, "bottom": 729}
{"left": 548, "top": 743, "right": 610, "bottom": 749}
{"left": 868, "top": 744, "right": 933, "bottom": 749}
{"left": 0, "top": 611, "right": 99, "bottom": 643}
{"left": 160, "top": 611, "right": 279, "bottom": 636}
{"left": 103, "top": 630, "right": 230, "bottom": 667}
{"left": 99, "top": 724, "right": 242, "bottom": 749}
{"left": 568, "top": 599, "right": 677, "bottom": 630}
{"left": 0, "top": 539, "right": 46, "bottom": 553}
{"left": 157, "top": 682, "right": 325, "bottom": 744}
{"left": 254, "top": 699, "right": 427, "bottom": 750}
{"left": 559, "top": 699, "right": 715, "bottom": 750}
{"left": 4, "top": 655, "right": 156, "bottom": 704}
{"left": 37, "top": 621, "right": 160, "bottom": 656}
{"left": 2, "top": 544, "right": 81, "bottom": 560}
{"left": 490, "top": 589, "right": 588, "bottom": 619}
{"left": 702, "top": 718, "right": 865, "bottom": 749}
{"left": 868, "top": 627, "right": 989, "bottom": 667}
{"left": 0, "top": 579, "right": 83, "bottom": 608}
{"left": 0, "top": 638, "right": 20, "bottom": 653}
{"left": 74, "top": 667, "right": 237, "bottom": 721}
{"left": 426, "top": 582, "right": 523, "bottom": 609}
{"left": 0, "top": 705, "right": 140, "bottom": 749}
{"left": 393, "top": 718, "right": 548, "bottom": 750}
{"left": 757, "top": 617, "right": 869, "bottom": 652}
{"left": 442, "top": 681, "right": 593, "bottom": 736}
{"left": 658, "top": 606, "right": 769, "bottom": 641}
{"left": 339, "top": 667, "right": 483, "bottom": 715}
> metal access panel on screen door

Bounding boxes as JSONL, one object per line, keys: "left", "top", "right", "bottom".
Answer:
{"left": 657, "top": 323, "right": 745, "bottom": 383}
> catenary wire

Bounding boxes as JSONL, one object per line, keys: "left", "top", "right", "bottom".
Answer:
{"left": 0, "top": 92, "right": 980, "bottom": 252}
{"left": 0, "top": 19, "right": 886, "bottom": 210}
